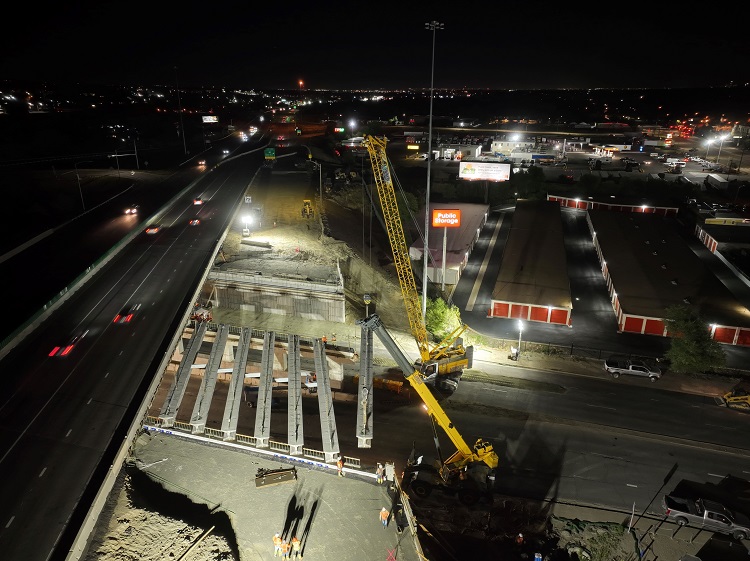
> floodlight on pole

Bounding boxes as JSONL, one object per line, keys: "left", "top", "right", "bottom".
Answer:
{"left": 716, "top": 134, "right": 729, "bottom": 164}
{"left": 422, "top": 20, "right": 443, "bottom": 321}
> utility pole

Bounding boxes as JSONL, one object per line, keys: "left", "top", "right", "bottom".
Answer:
{"left": 175, "top": 66, "right": 188, "bottom": 155}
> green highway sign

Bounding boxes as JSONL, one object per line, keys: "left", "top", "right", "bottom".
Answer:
{"left": 264, "top": 148, "right": 276, "bottom": 160}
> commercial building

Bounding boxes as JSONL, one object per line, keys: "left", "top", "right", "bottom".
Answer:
{"left": 488, "top": 200, "right": 573, "bottom": 326}
{"left": 588, "top": 209, "right": 750, "bottom": 344}
{"left": 409, "top": 203, "right": 488, "bottom": 286}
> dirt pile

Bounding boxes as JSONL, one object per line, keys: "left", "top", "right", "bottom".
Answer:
{"left": 83, "top": 471, "right": 237, "bottom": 561}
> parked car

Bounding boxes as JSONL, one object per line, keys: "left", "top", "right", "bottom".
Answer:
{"left": 604, "top": 356, "right": 661, "bottom": 381}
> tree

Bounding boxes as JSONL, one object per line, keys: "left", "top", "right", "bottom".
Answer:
{"left": 664, "top": 304, "right": 725, "bottom": 373}
{"left": 424, "top": 297, "right": 462, "bottom": 341}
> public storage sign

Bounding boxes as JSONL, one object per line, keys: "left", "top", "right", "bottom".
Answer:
{"left": 432, "top": 209, "right": 461, "bottom": 228}
{"left": 459, "top": 161, "right": 511, "bottom": 181}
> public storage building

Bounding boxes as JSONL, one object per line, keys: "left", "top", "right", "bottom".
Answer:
{"left": 409, "top": 203, "right": 488, "bottom": 286}
{"left": 588, "top": 210, "right": 750, "bottom": 345}
{"left": 488, "top": 200, "right": 572, "bottom": 326}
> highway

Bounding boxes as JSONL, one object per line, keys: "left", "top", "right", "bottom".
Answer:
{"left": 0, "top": 144, "right": 264, "bottom": 561}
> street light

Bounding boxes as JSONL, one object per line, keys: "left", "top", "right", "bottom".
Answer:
{"left": 517, "top": 320, "right": 524, "bottom": 357}
{"left": 175, "top": 66, "right": 188, "bottom": 155}
{"left": 715, "top": 134, "right": 729, "bottom": 164}
{"left": 74, "top": 160, "right": 93, "bottom": 211}
{"left": 422, "top": 20, "right": 443, "bottom": 321}
{"left": 310, "top": 160, "right": 323, "bottom": 226}
{"left": 705, "top": 138, "right": 715, "bottom": 160}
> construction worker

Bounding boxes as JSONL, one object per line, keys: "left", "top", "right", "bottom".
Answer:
{"left": 273, "top": 533, "right": 282, "bottom": 557}
{"left": 280, "top": 538, "right": 291, "bottom": 559}
{"left": 336, "top": 456, "right": 344, "bottom": 477}
{"left": 380, "top": 507, "right": 390, "bottom": 529}
{"left": 291, "top": 535, "right": 302, "bottom": 559}
{"left": 376, "top": 463, "right": 384, "bottom": 484}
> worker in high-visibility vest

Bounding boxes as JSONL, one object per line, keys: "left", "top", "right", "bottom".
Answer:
{"left": 273, "top": 533, "right": 282, "bottom": 557}
{"left": 280, "top": 539, "right": 291, "bottom": 559}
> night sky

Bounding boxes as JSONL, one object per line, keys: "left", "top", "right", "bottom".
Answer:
{"left": 3, "top": 2, "right": 748, "bottom": 91}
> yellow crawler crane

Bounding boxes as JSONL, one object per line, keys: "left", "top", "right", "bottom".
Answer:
{"left": 358, "top": 314, "right": 498, "bottom": 505}
{"left": 362, "top": 135, "right": 472, "bottom": 391}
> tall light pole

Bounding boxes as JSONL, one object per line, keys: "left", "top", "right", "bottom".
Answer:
{"left": 74, "top": 160, "right": 92, "bottom": 211}
{"left": 175, "top": 66, "right": 188, "bottom": 155}
{"left": 422, "top": 20, "right": 443, "bottom": 321}
{"left": 716, "top": 134, "right": 729, "bottom": 164}
{"left": 517, "top": 320, "right": 524, "bottom": 358}
{"left": 705, "top": 138, "right": 714, "bottom": 160}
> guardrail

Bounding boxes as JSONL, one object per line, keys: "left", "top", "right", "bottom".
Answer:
{"left": 155, "top": 422, "right": 362, "bottom": 469}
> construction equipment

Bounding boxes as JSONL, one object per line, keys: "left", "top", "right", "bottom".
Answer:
{"left": 362, "top": 134, "right": 472, "bottom": 391}
{"left": 358, "top": 314, "right": 497, "bottom": 505}
{"left": 301, "top": 199, "right": 314, "bottom": 218}
{"left": 720, "top": 383, "right": 750, "bottom": 411}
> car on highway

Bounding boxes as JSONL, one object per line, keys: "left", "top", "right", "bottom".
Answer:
{"left": 198, "top": 159, "right": 206, "bottom": 166}
{"left": 222, "top": 149, "right": 230, "bottom": 155}
{"left": 124, "top": 204, "right": 139, "bottom": 215}
{"left": 193, "top": 196, "right": 203, "bottom": 205}
{"left": 113, "top": 304, "right": 141, "bottom": 324}
{"left": 189, "top": 219, "right": 201, "bottom": 226}
{"left": 145, "top": 224, "right": 161, "bottom": 234}
{"left": 49, "top": 329, "right": 89, "bottom": 357}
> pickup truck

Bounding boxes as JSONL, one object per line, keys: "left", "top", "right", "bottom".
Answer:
{"left": 604, "top": 357, "right": 661, "bottom": 381}
{"left": 663, "top": 495, "right": 750, "bottom": 540}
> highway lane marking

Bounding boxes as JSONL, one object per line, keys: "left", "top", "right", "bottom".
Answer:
{"left": 105, "top": 372, "right": 109, "bottom": 378}
{"left": 87, "top": 398, "right": 92, "bottom": 405}
{"left": 708, "top": 473, "right": 724, "bottom": 478}
{"left": 626, "top": 484, "right": 638, "bottom": 488}
{"left": 6, "top": 515, "right": 14, "bottom": 528}
{"left": 1, "top": 183, "right": 197, "bottom": 466}
{"left": 586, "top": 404, "right": 617, "bottom": 410}
{"left": 486, "top": 388, "right": 508, "bottom": 393}
{"left": 65, "top": 429, "right": 72, "bottom": 438}
{"left": 39, "top": 467, "right": 47, "bottom": 477}
{"left": 465, "top": 214, "right": 505, "bottom": 312}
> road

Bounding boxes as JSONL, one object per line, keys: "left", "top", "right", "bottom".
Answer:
{"left": 0, "top": 144, "right": 264, "bottom": 561}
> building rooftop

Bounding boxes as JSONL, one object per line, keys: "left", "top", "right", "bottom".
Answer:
{"left": 589, "top": 210, "right": 750, "bottom": 327}
{"left": 491, "top": 200, "right": 571, "bottom": 309}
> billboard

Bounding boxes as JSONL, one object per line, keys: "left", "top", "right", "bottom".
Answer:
{"left": 459, "top": 161, "right": 511, "bottom": 182}
{"left": 432, "top": 209, "right": 461, "bottom": 228}
{"left": 202, "top": 115, "right": 219, "bottom": 123}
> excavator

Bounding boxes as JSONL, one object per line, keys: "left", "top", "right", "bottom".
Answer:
{"left": 362, "top": 134, "right": 472, "bottom": 392}
{"left": 358, "top": 314, "right": 498, "bottom": 505}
